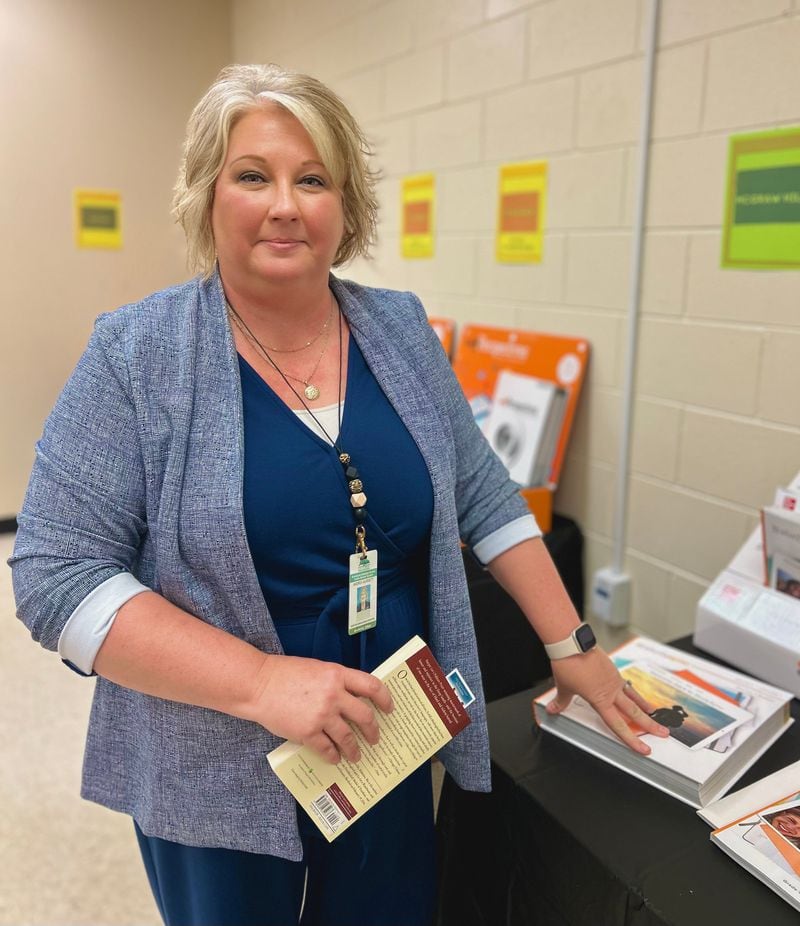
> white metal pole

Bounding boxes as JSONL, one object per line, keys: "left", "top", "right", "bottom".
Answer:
{"left": 611, "top": 0, "right": 661, "bottom": 575}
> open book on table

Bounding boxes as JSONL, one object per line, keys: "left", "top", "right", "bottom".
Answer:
{"left": 268, "top": 635, "right": 472, "bottom": 841}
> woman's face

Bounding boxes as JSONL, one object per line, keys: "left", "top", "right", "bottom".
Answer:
{"left": 211, "top": 104, "right": 345, "bottom": 293}
{"left": 773, "top": 811, "right": 800, "bottom": 839}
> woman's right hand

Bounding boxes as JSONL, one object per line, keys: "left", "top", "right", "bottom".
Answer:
{"left": 247, "top": 654, "right": 394, "bottom": 764}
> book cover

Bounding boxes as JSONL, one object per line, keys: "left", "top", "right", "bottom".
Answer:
{"left": 761, "top": 504, "right": 800, "bottom": 586}
{"left": 704, "top": 766, "right": 800, "bottom": 913}
{"left": 532, "top": 636, "right": 793, "bottom": 807}
{"left": 483, "top": 370, "right": 566, "bottom": 487}
{"left": 699, "top": 760, "right": 800, "bottom": 830}
{"left": 267, "top": 636, "right": 471, "bottom": 841}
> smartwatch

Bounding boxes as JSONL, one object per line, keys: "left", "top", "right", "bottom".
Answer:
{"left": 544, "top": 623, "right": 597, "bottom": 660}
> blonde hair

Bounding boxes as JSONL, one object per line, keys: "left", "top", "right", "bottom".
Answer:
{"left": 173, "top": 63, "right": 379, "bottom": 275}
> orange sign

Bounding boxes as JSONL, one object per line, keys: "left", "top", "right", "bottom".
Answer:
{"left": 500, "top": 191, "right": 539, "bottom": 232}
{"left": 404, "top": 201, "right": 431, "bottom": 235}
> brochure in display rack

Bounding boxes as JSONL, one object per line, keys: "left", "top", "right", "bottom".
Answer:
{"left": 700, "top": 760, "right": 800, "bottom": 913}
{"left": 452, "top": 324, "right": 589, "bottom": 532}
{"left": 267, "top": 636, "right": 472, "bottom": 842}
{"left": 531, "top": 636, "right": 793, "bottom": 808}
{"left": 452, "top": 324, "right": 588, "bottom": 489}
{"left": 482, "top": 370, "right": 567, "bottom": 489}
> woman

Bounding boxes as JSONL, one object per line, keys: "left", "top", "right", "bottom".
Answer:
{"left": 10, "top": 64, "right": 666, "bottom": 926}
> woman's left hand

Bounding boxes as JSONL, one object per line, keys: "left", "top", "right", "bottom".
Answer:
{"left": 545, "top": 647, "right": 670, "bottom": 755}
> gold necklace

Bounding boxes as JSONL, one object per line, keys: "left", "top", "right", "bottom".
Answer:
{"left": 228, "top": 302, "right": 330, "bottom": 401}
{"left": 260, "top": 298, "right": 334, "bottom": 353}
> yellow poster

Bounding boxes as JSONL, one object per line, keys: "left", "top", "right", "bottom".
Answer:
{"left": 496, "top": 161, "right": 547, "bottom": 263}
{"left": 401, "top": 173, "right": 435, "bottom": 259}
{"left": 75, "top": 189, "right": 122, "bottom": 249}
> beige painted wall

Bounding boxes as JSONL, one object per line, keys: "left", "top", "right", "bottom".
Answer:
{"left": 0, "top": 0, "right": 231, "bottom": 516}
{"left": 231, "top": 0, "right": 800, "bottom": 640}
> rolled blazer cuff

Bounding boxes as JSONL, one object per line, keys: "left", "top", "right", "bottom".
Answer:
{"left": 472, "top": 514, "right": 541, "bottom": 566}
{"left": 58, "top": 573, "right": 150, "bottom": 676}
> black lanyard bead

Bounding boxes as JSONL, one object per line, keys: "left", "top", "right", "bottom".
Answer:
{"left": 340, "top": 453, "right": 368, "bottom": 521}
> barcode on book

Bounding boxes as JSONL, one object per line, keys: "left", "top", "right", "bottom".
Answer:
{"left": 311, "top": 791, "right": 347, "bottom": 834}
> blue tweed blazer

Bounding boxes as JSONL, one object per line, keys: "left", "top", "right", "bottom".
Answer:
{"left": 11, "top": 271, "right": 531, "bottom": 859}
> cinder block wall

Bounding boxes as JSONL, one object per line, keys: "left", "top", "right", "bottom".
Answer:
{"left": 232, "top": 0, "right": 800, "bottom": 639}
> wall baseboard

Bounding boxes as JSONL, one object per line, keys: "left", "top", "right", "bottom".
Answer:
{"left": 0, "top": 517, "right": 18, "bottom": 534}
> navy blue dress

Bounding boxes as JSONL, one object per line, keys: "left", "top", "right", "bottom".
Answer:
{"left": 136, "top": 336, "right": 438, "bottom": 926}
{"left": 240, "top": 334, "right": 434, "bottom": 671}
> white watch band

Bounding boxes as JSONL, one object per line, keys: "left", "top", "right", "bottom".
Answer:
{"left": 544, "top": 623, "right": 596, "bottom": 660}
{"left": 544, "top": 634, "right": 582, "bottom": 660}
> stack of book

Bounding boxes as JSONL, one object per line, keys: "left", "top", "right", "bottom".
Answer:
{"left": 532, "top": 636, "right": 793, "bottom": 808}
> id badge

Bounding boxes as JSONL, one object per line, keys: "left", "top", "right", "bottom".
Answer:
{"left": 348, "top": 549, "right": 378, "bottom": 635}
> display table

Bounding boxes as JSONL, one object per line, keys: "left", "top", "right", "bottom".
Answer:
{"left": 436, "top": 639, "right": 800, "bottom": 926}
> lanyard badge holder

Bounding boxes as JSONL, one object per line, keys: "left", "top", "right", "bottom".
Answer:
{"left": 348, "top": 526, "right": 377, "bottom": 635}
{"left": 340, "top": 453, "right": 378, "bottom": 635}
{"left": 228, "top": 294, "right": 378, "bottom": 636}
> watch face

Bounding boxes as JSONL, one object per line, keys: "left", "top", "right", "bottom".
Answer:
{"left": 575, "top": 623, "right": 596, "bottom": 653}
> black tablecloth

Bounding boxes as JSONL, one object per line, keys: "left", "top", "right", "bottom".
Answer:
{"left": 436, "top": 638, "right": 800, "bottom": 926}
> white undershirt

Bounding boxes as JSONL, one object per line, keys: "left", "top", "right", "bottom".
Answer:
{"left": 291, "top": 401, "right": 341, "bottom": 445}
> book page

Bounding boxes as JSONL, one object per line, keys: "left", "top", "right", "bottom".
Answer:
{"left": 268, "top": 636, "right": 471, "bottom": 841}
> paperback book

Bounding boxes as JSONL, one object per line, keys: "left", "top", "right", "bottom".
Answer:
{"left": 700, "top": 760, "right": 800, "bottom": 912}
{"left": 532, "top": 636, "right": 793, "bottom": 808}
{"left": 482, "top": 369, "right": 566, "bottom": 487}
{"left": 267, "top": 636, "right": 472, "bottom": 841}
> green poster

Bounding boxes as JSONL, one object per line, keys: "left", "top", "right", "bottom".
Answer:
{"left": 721, "top": 126, "right": 800, "bottom": 270}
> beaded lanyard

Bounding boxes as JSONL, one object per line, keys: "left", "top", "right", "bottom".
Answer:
{"left": 227, "top": 295, "right": 370, "bottom": 559}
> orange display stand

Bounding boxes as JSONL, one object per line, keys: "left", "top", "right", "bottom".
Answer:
{"left": 452, "top": 324, "right": 589, "bottom": 534}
